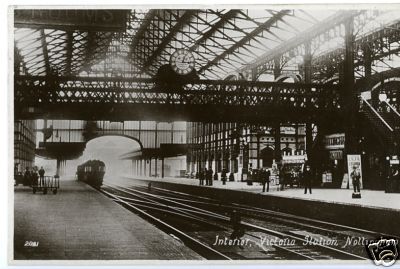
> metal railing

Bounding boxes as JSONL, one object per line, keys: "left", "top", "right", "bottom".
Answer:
{"left": 361, "top": 97, "right": 393, "bottom": 132}
{"left": 385, "top": 100, "right": 400, "bottom": 118}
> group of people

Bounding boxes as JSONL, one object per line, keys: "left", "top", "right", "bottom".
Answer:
{"left": 199, "top": 167, "right": 214, "bottom": 186}
{"left": 23, "top": 166, "right": 46, "bottom": 186}
{"left": 248, "top": 168, "right": 272, "bottom": 192}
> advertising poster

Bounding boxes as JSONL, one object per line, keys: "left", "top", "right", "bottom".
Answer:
{"left": 346, "top": 154, "right": 363, "bottom": 189}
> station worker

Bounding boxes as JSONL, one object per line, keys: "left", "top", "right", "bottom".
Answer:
{"left": 303, "top": 164, "right": 313, "bottom": 194}
{"left": 350, "top": 165, "right": 361, "bottom": 193}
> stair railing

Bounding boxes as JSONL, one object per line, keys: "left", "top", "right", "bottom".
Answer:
{"left": 361, "top": 96, "right": 394, "bottom": 132}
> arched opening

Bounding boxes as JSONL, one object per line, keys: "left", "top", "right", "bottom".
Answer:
{"left": 34, "top": 135, "right": 142, "bottom": 180}
{"left": 275, "top": 74, "right": 302, "bottom": 83}
{"left": 260, "top": 146, "right": 274, "bottom": 168}
{"left": 80, "top": 136, "right": 141, "bottom": 179}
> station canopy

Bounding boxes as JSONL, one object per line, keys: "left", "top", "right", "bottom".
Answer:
{"left": 14, "top": 9, "right": 400, "bottom": 80}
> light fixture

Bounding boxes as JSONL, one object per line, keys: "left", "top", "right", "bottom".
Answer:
{"left": 379, "top": 93, "right": 387, "bottom": 102}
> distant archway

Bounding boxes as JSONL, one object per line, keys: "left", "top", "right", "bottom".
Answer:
{"left": 82, "top": 135, "right": 142, "bottom": 178}
{"left": 86, "top": 134, "right": 144, "bottom": 151}
{"left": 260, "top": 146, "right": 274, "bottom": 168}
{"left": 275, "top": 74, "right": 303, "bottom": 83}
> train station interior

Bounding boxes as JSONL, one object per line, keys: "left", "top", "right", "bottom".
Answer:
{"left": 11, "top": 7, "right": 400, "bottom": 263}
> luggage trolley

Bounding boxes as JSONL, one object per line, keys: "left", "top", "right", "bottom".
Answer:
{"left": 31, "top": 176, "right": 60, "bottom": 194}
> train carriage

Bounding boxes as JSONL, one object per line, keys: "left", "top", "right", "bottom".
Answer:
{"left": 77, "top": 160, "right": 105, "bottom": 188}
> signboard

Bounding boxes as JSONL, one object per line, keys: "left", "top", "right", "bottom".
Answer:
{"left": 346, "top": 154, "right": 363, "bottom": 189}
{"left": 14, "top": 9, "right": 128, "bottom": 31}
{"left": 324, "top": 133, "right": 345, "bottom": 150}
{"left": 281, "top": 154, "right": 306, "bottom": 164}
{"left": 280, "top": 126, "right": 296, "bottom": 134}
{"left": 341, "top": 173, "right": 349, "bottom": 189}
{"left": 329, "top": 150, "right": 343, "bottom": 160}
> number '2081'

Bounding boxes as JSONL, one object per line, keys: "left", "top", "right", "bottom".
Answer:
{"left": 24, "top": 241, "right": 39, "bottom": 247}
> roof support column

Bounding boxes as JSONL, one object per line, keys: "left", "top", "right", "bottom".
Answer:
{"left": 363, "top": 44, "right": 377, "bottom": 106}
{"left": 273, "top": 57, "right": 282, "bottom": 163}
{"left": 342, "top": 19, "right": 358, "bottom": 156}
{"left": 304, "top": 42, "right": 313, "bottom": 165}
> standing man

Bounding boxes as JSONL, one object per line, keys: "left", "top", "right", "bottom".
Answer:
{"left": 199, "top": 169, "right": 205, "bottom": 186}
{"left": 303, "top": 164, "right": 313, "bottom": 194}
{"left": 39, "top": 166, "right": 45, "bottom": 186}
{"left": 350, "top": 165, "right": 361, "bottom": 193}
{"left": 208, "top": 167, "right": 213, "bottom": 186}
{"left": 221, "top": 169, "right": 227, "bottom": 185}
{"left": 265, "top": 168, "right": 271, "bottom": 192}
{"left": 260, "top": 169, "right": 267, "bottom": 192}
{"left": 24, "top": 167, "right": 31, "bottom": 186}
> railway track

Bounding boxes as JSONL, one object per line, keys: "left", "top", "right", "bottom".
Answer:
{"left": 99, "top": 179, "right": 378, "bottom": 260}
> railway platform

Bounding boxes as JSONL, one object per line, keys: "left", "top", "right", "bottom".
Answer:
{"left": 13, "top": 179, "right": 203, "bottom": 261}
{"left": 119, "top": 175, "right": 400, "bottom": 237}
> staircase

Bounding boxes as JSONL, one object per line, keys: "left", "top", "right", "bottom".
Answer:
{"left": 360, "top": 97, "right": 398, "bottom": 153}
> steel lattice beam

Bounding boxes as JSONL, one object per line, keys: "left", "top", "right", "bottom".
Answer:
{"left": 39, "top": 29, "right": 50, "bottom": 74}
{"left": 314, "top": 21, "right": 400, "bottom": 68}
{"left": 129, "top": 10, "right": 158, "bottom": 54}
{"left": 141, "top": 10, "right": 198, "bottom": 72}
{"left": 199, "top": 10, "right": 291, "bottom": 74}
{"left": 239, "top": 10, "right": 361, "bottom": 73}
{"left": 15, "top": 75, "right": 342, "bottom": 123}
{"left": 189, "top": 10, "right": 241, "bottom": 52}
{"left": 65, "top": 31, "right": 73, "bottom": 76}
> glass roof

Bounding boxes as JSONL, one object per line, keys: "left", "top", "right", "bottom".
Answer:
{"left": 14, "top": 9, "right": 400, "bottom": 81}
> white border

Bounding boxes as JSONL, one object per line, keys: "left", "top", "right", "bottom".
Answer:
{"left": 5, "top": 2, "right": 400, "bottom": 269}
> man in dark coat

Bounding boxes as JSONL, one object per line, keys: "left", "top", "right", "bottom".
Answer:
{"left": 303, "top": 164, "right": 313, "bottom": 194}
{"left": 350, "top": 165, "right": 361, "bottom": 193}
{"left": 199, "top": 169, "right": 205, "bottom": 186}
{"left": 38, "top": 166, "right": 45, "bottom": 185}
{"left": 265, "top": 168, "right": 271, "bottom": 192}
{"left": 207, "top": 168, "right": 213, "bottom": 186}
{"left": 221, "top": 169, "right": 227, "bottom": 185}
{"left": 24, "top": 167, "right": 31, "bottom": 186}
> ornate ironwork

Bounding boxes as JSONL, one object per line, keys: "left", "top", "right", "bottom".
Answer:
{"left": 15, "top": 75, "right": 342, "bottom": 122}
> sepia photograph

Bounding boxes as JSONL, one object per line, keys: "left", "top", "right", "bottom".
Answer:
{"left": 9, "top": 5, "right": 400, "bottom": 266}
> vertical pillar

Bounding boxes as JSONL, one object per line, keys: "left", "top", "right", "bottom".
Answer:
{"left": 274, "top": 123, "right": 281, "bottom": 162}
{"left": 155, "top": 122, "right": 158, "bottom": 178}
{"left": 343, "top": 19, "right": 357, "bottom": 155}
{"left": 214, "top": 123, "right": 219, "bottom": 173}
{"left": 171, "top": 122, "right": 174, "bottom": 143}
{"left": 304, "top": 42, "right": 313, "bottom": 164}
{"left": 144, "top": 159, "right": 147, "bottom": 177}
{"left": 56, "top": 158, "right": 61, "bottom": 176}
{"left": 161, "top": 158, "right": 164, "bottom": 178}
{"left": 306, "top": 123, "right": 313, "bottom": 161}
{"left": 295, "top": 123, "right": 299, "bottom": 151}
{"left": 363, "top": 43, "right": 375, "bottom": 105}
{"left": 274, "top": 57, "right": 282, "bottom": 162}
{"left": 208, "top": 123, "right": 212, "bottom": 169}
{"left": 155, "top": 158, "right": 158, "bottom": 177}
{"left": 256, "top": 133, "right": 261, "bottom": 169}
{"left": 222, "top": 123, "right": 226, "bottom": 171}
{"left": 149, "top": 158, "right": 152, "bottom": 177}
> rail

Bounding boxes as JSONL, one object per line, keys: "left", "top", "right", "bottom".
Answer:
{"left": 103, "top": 182, "right": 366, "bottom": 260}
{"left": 100, "top": 187, "right": 231, "bottom": 260}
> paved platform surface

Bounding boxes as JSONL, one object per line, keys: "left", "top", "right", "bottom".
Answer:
{"left": 121, "top": 175, "right": 400, "bottom": 212}
{"left": 13, "top": 179, "right": 203, "bottom": 260}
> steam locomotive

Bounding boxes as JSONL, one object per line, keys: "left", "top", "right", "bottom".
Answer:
{"left": 76, "top": 160, "right": 105, "bottom": 188}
